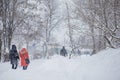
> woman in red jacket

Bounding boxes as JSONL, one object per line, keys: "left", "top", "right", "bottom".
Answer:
{"left": 20, "top": 48, "right": 30, "bottom": 70}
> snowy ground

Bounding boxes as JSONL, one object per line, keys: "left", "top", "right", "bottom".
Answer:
{"left": 0, "top": 48, "right": 120, "bottom": 80}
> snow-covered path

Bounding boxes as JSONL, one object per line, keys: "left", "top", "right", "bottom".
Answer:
{"left": 0, "top": 48, "right": 120, "bottom": 80}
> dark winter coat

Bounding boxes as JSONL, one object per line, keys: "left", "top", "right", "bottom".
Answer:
{"left": 60, "top": 46, "right": 67, "bottom": 57}
{"left": 9, "top": 45, "right": 19, "bottom": 64}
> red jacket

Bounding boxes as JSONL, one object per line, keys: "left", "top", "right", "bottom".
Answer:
{"left": 20, "top": 48, "right": 29, "bottom": 66}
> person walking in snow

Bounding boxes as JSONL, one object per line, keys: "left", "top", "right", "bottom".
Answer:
{"left": 77, "top": 49, "right": 81, "bottom": 56}
{"left": 20, "top": 48, "right": 30, "bottom": 70}
{"left": 9, "top": 45, "right": 19, "bottom": 69}
{"left": 60, "top": 46, "right": 67, "bottom": 57}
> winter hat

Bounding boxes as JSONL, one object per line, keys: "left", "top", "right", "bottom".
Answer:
{"left": 21, "top": 48, "right": 27, "bottom": 54}
{"left": 12, "top": 45, "right": 17, "bottom": 50}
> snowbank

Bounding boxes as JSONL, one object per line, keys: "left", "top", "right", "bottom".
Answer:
{"left": 0, "top": 48, "right": 120, "bottom": 80}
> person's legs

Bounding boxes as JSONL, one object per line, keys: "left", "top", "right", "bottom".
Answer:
{"left": 23, "top": 66, "right": 25, "bottom": 70}
{"left": 14, "top": 64, "right": 18, "bottom": 69}
{"left": 25, "top": 66, "right": 27, "bottom": 69}
{"left": 23, "top": 66, "right": 27, "bottom": 70}
{"left": 12, "top": 64, "right": 14, "bottom": 69}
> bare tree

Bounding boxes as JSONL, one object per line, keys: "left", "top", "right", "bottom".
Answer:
{"left": 1, "top": 0, "right": 18, "bottom": 51}
{"left": 43, "top": 0, "right": 61, "bottom": 58}
{"left": 73, "top": 0, "right": 120, "bottom": 54}
{"left": 0, "top": 0, "right": 3, "bottom": 61}
{"left": 0, "top": 30, "right": 2, "bottom": 61}
{"left": 0, "top": 0, "right": 27, "bottom": 61}
{"left": 65, "top": 2, "right": 76, "bottom": 55}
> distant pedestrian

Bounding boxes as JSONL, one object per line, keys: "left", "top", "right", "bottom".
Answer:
{"left": 9, "top": 45, "right": 19, "bottom": 69}
{"left": 60, "top": 46, "right": 67, "bottom": 57}
{"left": 20, "top": 48, "right": 30, "bottom": 70}
{"left": 78, "top": 49, "right": 81, "bottom": 55}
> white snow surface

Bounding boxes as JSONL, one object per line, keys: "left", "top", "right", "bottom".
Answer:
{"left": 0, "top": 48, "right": 120, "bottom": 80}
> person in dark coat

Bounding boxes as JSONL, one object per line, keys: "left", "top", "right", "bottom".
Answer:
{"left": 77, "top": 49, "right": 81, "bottom": 56}
{"left": 9, "top": 45, "right": 19, "bottom": 69}
{"left": 60, "top": 46, "right": 67, "bottom": 57}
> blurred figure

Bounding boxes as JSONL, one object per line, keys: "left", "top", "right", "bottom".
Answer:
{"left": 78, "top": 49, "right": 81, "bottom": 56}
{"left": 20, "top": 48, "right": 30, "bottom": 70}
{"left": 60, "top": 46, "right": 67, "bottom": 57}
{"left": 9, "top": 45, "right": 19, "bottom": 69}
